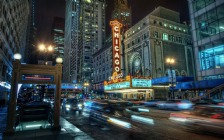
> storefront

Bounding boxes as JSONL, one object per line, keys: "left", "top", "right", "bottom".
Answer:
{"left": 104, "top": 74, "right": 153, "bottom": 100}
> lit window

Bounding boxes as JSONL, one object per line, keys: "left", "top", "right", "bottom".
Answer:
{"left": 162, "top": 33, "right": 168, "bottom": 40}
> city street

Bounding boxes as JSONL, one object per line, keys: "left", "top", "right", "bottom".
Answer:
{"left": 61, "top": 107, "right": 223, "bottom": 140}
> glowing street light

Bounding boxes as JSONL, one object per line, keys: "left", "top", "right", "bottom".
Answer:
{"left": 83, "top": 82, "right": 89, "bottom": 94}
{"left": 166, "top": 58, "right": 175, "bottom": 64}
{"left": 38, "top": 43, "right": 54, "bottom": 65}
{"left": 166, "top": 58, "right": 176, "bottom": 99}
{"left": 38, "top": 44, "right": 54, "bottom": 52}
{"left": 56, "top": 57, "right": 63, "bottom": 64}
{"left": 14, "top": 53, "right": 22, "bottom": 60}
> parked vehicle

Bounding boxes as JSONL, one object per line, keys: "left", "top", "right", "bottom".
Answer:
{"left": 169, "top": 105, "right": 224, "bottom": 135}
{"left": 61, "top": 98, "right": 84, "bottom": 113}
{"left": 157, "top": 99, "right": 193, "bottom": 110}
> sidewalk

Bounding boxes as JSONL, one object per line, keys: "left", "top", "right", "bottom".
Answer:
{"left": 0, "top": 107, "right": 93, "bottom": 140}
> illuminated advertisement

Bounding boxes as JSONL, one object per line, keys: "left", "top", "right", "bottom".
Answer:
{"left": 110, "top": 20, "right": 123, "bottom": 73}
{"left": 132, "top": 79, "right": 152, "bottom": 87}
{"left": 22, "top": 74, "right": 54, "bottom": 82}
{"left": 104, "top": 81, "right": 130, "bottom": 90}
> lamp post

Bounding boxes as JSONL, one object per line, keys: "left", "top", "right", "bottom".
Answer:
{"left": 38, "top": 43, "right": 54, "bottom": 65}
{"left": 166, "top": 58, "right": 175, "bottom": 99}
{"left": 83, "top": 82, "right": 89, "bottom": 94}
{"left": 53, "top": 57, "right": 63, "bottom": 131}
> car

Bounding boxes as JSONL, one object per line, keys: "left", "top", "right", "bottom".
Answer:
{"left": 144, "top": 100, "right": 161, "bottom": 107}
{"left": 85, "top": 100, "right": 133, "bottom": 119}
{"left": 169, "top": 105, "right": 224, "bottom": 135}
{"left": 157, "top": 99, "right": 193, "bottom": 110}
{"left": 61, "top": 98, "right": 84, "bottom": 113}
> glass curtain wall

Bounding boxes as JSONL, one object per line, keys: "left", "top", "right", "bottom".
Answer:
{"left": 195, "top": 4, "right": 224, "bottom": 40}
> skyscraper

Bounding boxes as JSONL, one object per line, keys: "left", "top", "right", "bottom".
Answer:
{"left": 51, "top": 17, "right": 65, "bottom": 60}
{"left": 64, "top": 0, "right": 106, "bottom": 86}
{"left": 112, "top": 0, "right": 132, "bottom": 33}
{"left": 188, "top": 0, "right": 224, "bottom": 80}
{"left": 0, "top": 0, "right": 29, "bottom": 98}
{"left": 25, "top": 0, "right": 37, "bottom": 64}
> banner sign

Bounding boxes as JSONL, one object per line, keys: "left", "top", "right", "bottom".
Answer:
{"left": 22, "top": 74, "right": 54, "bottom": 82}
{"left": 168, "top": 69, "right": 176, "bottom": 82}
{"left": 132, "top": 79, "right": 152, "bottom": 87}
{"left": 104, "top": 81, "right": 130, "bottom": 90}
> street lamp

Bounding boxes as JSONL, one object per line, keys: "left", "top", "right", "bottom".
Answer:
{"left": 14, "top": 53, "right": 22, "bottom": 60}
{"left": 38, "top": 43, "right": 54, "bottom": 65}
{"left": 56, "top": 57, "right": 63, "bottom": 64}
{"left": 166, "top": 58, "right": 175, "bottom": 99}
{"left": 83, "top": 82, "right": 89, "bottom": 94}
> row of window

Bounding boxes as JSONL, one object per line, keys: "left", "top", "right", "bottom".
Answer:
{"left": 127, "top": 17, "right": 188, "bottom": 38}
{"left": 195, "top": 4, "right": 224, "bottom": 40}
{"left": 192, "top": 0, "right": 215, "bottom": 12}
{"left": 153, "top": 20, "right": 188, "bottom": 33}
{"left": 126, "top": 32, "right": 149, "bottom": 48}
{"left": 162, "top": 32, "right": 192, "bottom": 44}
{"left": 94, "top": 73, "right": 110, "bottom": 82}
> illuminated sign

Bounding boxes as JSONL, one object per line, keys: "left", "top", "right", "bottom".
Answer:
{"left": 132, "top": 79, "right": 152, "bottom": 87}
{"left": 110, "top": 20, "right": 123, "bottom": 73}
{"left": 109, "top": 71, "right": 123, "bottom": 83}
{"left": 22, "top": 74, "right": 54, "bottom": 82}
{"left": 104, "top": 81, "right": 130, "bottom": 90}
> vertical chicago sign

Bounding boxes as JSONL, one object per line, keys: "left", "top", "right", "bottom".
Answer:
{"left": 110, "top": 20, "right": 123, "bottom": 73}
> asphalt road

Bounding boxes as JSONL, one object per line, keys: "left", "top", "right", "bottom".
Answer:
{"left": 61, "top": 107, "right": 223, "bottom": 140}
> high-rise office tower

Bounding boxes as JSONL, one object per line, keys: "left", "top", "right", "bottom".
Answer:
{"left": 26, "top": 0, "right": 37, "bottom": 64}
{"left": 112, "top": 0, "right": 132, "bottom": 33}
{"left": 188, "top": 0, "right": 224, "bottom": 80}
{"left": 51, "top": 17, "right": 65, "bottom": 60}
{"left": 0, "top": 0, "right": 29, "bottom": 94}
{"left": 64, "top": 0, "right": 106, "bottom": 85}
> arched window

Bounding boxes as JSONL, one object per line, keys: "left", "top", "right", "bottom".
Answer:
{"left": 132, "top": 57, "right": 142, "bottom": 76}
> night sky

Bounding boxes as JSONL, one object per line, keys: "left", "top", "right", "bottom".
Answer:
{"left": 36, "top": 0, "right": 189, "bottom": 41}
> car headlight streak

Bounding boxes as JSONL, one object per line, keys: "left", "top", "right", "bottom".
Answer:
{"left": 108, "top": 117, "right": 132, "bottom": 128}
{"left": 131, "top": 115, "right": 154, "bottom": 125}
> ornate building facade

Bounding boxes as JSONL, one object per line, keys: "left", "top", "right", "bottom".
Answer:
{"left": 124, "top": 6, "right": 194, "bottom": 79}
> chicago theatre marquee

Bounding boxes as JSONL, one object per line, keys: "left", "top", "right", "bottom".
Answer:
{"left": 104, "top": 20, "right": 153, "bottom": 100}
